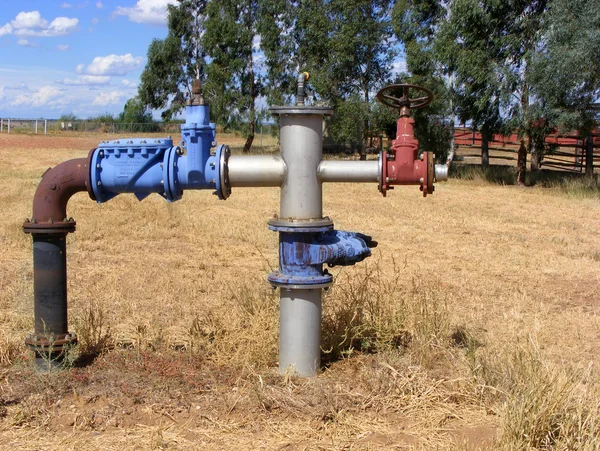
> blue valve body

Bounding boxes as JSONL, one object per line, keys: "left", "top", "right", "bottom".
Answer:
{"left": 90, "top": 103, "right": 223, "bottom": 203}
{"left": 268, "top": 224, "right": 374, "bottom": 288}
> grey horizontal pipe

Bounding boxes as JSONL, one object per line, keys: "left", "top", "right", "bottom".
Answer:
{"left": 318, "top": 160, "right": 379, "bottom": 183}
{"left": 227, "top": 155, "right": 287, "bottom": 187}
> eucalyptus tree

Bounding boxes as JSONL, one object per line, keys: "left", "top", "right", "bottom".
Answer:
{"left": 137, "top": 0, "right": 207, "bottom": 120}
{"left": 326, "top": 0, "right": 396, "bottom": 155}
{"left": 435, "top": 0, "right": 504, "bottom": 167}
{"left": 257, "top": 0, "right": 397, "bottom": 155}
{"left": 392, "top": 0, "right": 453, "bottom": 161}
{"left": 203, "top": 0, "right": 264, "bottom": 153}
{"left": 530, "top": 0, "right": 600, "bottom": 176}
{"left": 437, "top": 0, "right": 549, "bottom": 183}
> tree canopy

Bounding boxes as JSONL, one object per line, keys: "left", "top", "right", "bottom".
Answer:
{"left": 128, "top": 0, "right": 599, "bottom": 176}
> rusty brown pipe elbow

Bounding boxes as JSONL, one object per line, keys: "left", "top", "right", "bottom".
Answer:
{"left": 23, "top": 151, "right": 93, "bottom": 234}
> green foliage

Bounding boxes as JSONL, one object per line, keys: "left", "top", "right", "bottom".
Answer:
{"left": 138, "top": 0, "right": 207, "bottom": 120}
{"left": 530, "top": 0, "right": 600, "bottom": 135}
{"left": 392, "top": 0, "right": 453, "bottom": 161}
{"left": 203, "top": 0, "right": 261, "bottom": 151}
{"left": 304, "top": 0, "right": 397, "bottom": 150}
{"left": 89, "top": 113, "right": 116, "bottom": 123}
{"left": 118, "top": 97, "right": 154, "bottom": 124}
{"left": 328, "top": 96, "right": 369, "bottom": 148}
{"left": 58, "top": 113, "right": 77, "bottom": 122}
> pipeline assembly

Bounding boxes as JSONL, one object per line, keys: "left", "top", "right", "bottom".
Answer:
{"left": 23, "top": 76, "right": 448, "bottom": 376}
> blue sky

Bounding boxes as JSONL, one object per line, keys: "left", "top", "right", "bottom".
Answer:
{"left": 0, "top": 1, "right": 408, "bottom": 120}
{"left": 0, "top": 0, "right": 176, "bottom": 119}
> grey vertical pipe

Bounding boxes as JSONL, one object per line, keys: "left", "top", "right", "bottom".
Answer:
{"left": 271, "top": 106, "right": 332, "bottom": 377}
{"left": 277, "top": 110, "right": 330, "bottom": 219}
{"left": 7, "top": 118, "right": 10, "bottom": 134}
{"left": 35, "top": 120, "right": 38, "bottom": 134}
{"left": 44, "top": 119, "right": 47, "bottom": 135}
{"left": 279, "top": 288, "right": 321, "bottom": 375}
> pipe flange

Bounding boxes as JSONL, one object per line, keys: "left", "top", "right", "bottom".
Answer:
{"left": 268, "top": 217, "right": 333, "bottom": 230}
{"left": 268, "top": 271, "right": 333, "bottom": 288}
{"left": 215, "top": 144, "right": 231, "bottom": 200}
{"left": 270, "top": 281, "right": 333, "bottom": 290}
{"left": 164, "top": 146, "right": 182, "bottom": 202}
{"left": 269, "top": 106, "right": 334, "bottom": 116}
{"left": 378, "top": 151, "right": 385, "bottom": 196}
{"left": 424, "top": 151, "right": 434, "bottom": 197}
{"left": 23, "top": 219, "right": 76, "bottom": 235}
{"left": 25, "top": 332, "right": 78, "bottom": 353}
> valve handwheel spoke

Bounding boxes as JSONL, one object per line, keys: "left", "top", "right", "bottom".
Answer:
{"left": 376, "top": 84, "right": 434, "bottom": 111}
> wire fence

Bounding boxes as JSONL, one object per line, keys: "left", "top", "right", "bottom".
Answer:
{"left": 0, "top": 118, "right": 280, "bottom": 138}
{"left": 0, "top": 118, "right": 185, "bottom": 135}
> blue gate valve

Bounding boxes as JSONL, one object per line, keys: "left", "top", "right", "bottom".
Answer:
{"left": 89, "top": 80, "right": 229, "bottom": 204}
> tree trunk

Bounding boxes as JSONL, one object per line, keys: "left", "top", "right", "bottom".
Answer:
{"left": 518, "top": 81, "right": 530, "bottom": 186}
{"left": 481, "top": 131, "right": 490, "bottom": 168}
{"left": 243, "top": 46, "right": 255, "bottom": 154}
{"left": 585, "top": 134, "right": 594, "bottom": 177}
{"left": 517, "top": 139, "right": 527, "bottom": 186}
{"left": 530, "top": 140, "right": 539, "bottom": 172}
{"left": 359, "top": 81, "right": 369, "bottom": 161}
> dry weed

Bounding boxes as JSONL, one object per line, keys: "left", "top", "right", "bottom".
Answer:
{"left": 1, "top": 134, "right": 599, "bottom": 449}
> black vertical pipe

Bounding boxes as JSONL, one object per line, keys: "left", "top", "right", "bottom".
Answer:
{"left": 32, "top": 233, "right": 68, "bottom": 338}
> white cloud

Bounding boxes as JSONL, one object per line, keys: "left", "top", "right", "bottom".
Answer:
{"left": 93, "top": 91, "right": 125, "bottom": 106}
{"left": 0, "top": 23, "right": 12, "bottom": 37}
{"left": 2, "top": 11, "right": 79, "bottom": 38}
{"left": 57, "top": 44, "right": 70, "bottom": 51}
{"left": 80, "top": 53, "right": 144, "bottom": 76}
{"left": 0, "top": 86, "right": 5, "bottom": 102}
{"left": 113, "top": 0, "right": 177, "bottom": 26}
{"left": 96, "top": 1, "right": 104, "bottom": 8}
{"left": 61, "top": 1, "right": 90, "bottom": 9}
{"left": 12, "top": 86, "right": 65, "bottom": 107}
{"left": 17, "top": 39, "right": 38, "bottom": 47}
{"left": 57, "top": 75, "right": 111, "bottom": 86}
{"left": 12, "top": 11, "right": 47, "bottom": 30}
{"left": 121, "top": 79, "right": 138, "bottom": 88}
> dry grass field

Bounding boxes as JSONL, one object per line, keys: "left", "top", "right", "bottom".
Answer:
{"left": 0, "top": 132, "right": 599, "bottom": 450}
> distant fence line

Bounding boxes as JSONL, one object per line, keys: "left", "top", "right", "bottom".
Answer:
{"left": 454, "top": 127, "right": 600, "bottom": 173}
{"left": 0, "top": 118, "right": 279, "bottom": 137}
{"left": 0, "top": 118, "right": 182, "bottom": 135}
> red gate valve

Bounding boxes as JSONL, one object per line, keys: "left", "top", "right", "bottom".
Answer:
{"left": 376, "top": 84, "right": 436, "bottom": 197}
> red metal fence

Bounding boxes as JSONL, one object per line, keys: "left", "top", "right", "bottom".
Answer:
{"left": 454, "top": 128, "right": 600, "bottom": 173}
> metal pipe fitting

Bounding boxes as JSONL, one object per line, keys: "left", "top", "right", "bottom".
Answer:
{"left": 268, "top": 229, "right": 375, "bottom": 287}
{"left": 227, "top": 155, "right": 286, "bottom": 187}
{"left": 434, "top": 164, "right": 449, "bottom": 182}
{"left": 296, "top": 72, "right": 310, "bottom": 106}
{"left": 24, "top": 157, "right": 90, "bottom": 230}
{"left": 90, "top": 101, "right": 222, "bottom": 203}
{"left": 318, "top": 160, "right": 379, "bottom": 183}
{"left": 271, "top": 106, "right": 332, "bottom": 220}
